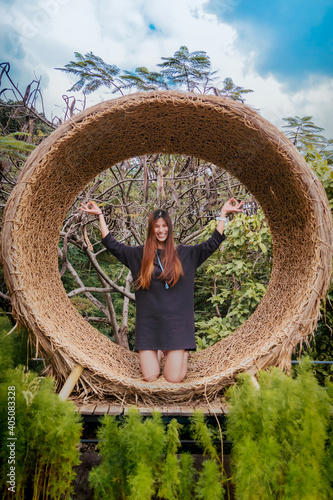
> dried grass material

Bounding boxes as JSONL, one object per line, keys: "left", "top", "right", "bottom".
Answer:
{"left": 1, "top": 91, "right": 332, "bottom": 404}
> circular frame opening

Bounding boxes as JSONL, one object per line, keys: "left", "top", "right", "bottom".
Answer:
{"left": 2, "top": 91, "right": 332, "bottom": 402}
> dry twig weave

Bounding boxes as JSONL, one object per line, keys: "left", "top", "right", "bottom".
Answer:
{"left": 1, "top": 91, "right": 332, "bottom": 404}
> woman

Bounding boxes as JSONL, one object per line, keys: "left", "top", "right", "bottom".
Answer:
{"left": 79, "top": 198, "right": 243, "bottom": 383}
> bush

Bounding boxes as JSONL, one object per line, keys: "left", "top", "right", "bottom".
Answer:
{"left": 226, "top": 360, "right": 332, "bottom": 500}
{"left": 89, "top": 409, "right": 225, "bottom": 500}
{"left": 0, "top": 366, "right": 82, "bottom": 499}
{"left": 0, "top": 318, "right": 83, "bottom": 500}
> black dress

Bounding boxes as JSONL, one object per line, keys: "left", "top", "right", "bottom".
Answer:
{"left": 102, "top": 229, "right": 225, "bottom": 351}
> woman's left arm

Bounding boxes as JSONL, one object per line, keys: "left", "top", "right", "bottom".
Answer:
{"left": 184, "top": 198, "right": 244, "bottom": 269}
{"left": 216, "top": 198, "right": 244, "bottom": 234}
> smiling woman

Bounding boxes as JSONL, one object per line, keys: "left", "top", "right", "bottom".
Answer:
{"left": 79, "top": 199, "right": 242, "bottom": 383}
{"left": 154, "top": 214, "right": 169, "bottom": 246}
{"left": 1, "top": 91, "right": 332, "bottom": 403}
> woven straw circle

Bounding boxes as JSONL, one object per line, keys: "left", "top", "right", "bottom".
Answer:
{"left": 2, "top": 91, "right": 332, "bottom": 403}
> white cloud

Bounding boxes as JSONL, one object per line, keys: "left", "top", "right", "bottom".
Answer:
{"left": 1, "top": 0, "right": 332, "bottom": 139}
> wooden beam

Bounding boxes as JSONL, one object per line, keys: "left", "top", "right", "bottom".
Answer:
{"left": 58, "top": 364, "right": 84, "bottom": 400}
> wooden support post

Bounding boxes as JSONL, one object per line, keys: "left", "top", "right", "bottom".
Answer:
{"left": 58, "top": 364, "right": 84, "bottom": 400}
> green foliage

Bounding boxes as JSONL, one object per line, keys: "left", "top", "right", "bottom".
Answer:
{"left": 89, "top": 408, "right": 227, "bottom": 500}
{"left": 89, "top": 409, "right": 169, "bottom": 499}
{"left": 324, "top": 383, "right": 333, "bottom": 484}
{"left": 190, "top": 411, "right": 218, "bottom": 460}
{"left": 0, "top": 132, "right": 35, "bottom": 161}
{"left": 195, "top": 459, "right": 224, "bottom": 500}
{"left": 56, "top": 45, "right": 253, "bottom": 102}
{"left": 88, "top": 415, "right": 127, "bottom": 499}
{"left": 158, "top": 453, "right": 180, "bottom": 500}
{"left": 283, "top": 115, "right": 324, "bottom": 146}
{"left": 296, "top": 148, "right": 333, "bottom": 381}
{"left": 128, "top": 462, "right": 155, "bottom": 500}
{"left": 165, "top": 417, "right": 182, "bottom": 454}
{"left": 227, "top": 360, "right": 332, "bottom": 500}
{"left": 306, "top": 146, "right": 333, "bottom": 211}
{"left": 295, "top": 313, "right": 333, "bottom": 385}
{"left": 27, "top": 377, "right": 82, "bottom": 499}
{"left": 282, "top": 116, "right": 333, "bottom": 164}
{"left": 195, "top": 210, "right": 272, "bottom": 348}
{"left": 55, "top": 51, "right": 122, "bottom": 94}
{"left": 0, "top": 314, "right": 30, "bottom": 380}
{"left": 157, "top": 45, "right": 213, "bottom": 92}
{"left": 0, "top": 367, "right": 36, "bottom": 497}
{"left": 0, "top": 315, "right": 16, "bottom": 375}
{"left": 214, "top": 76, "right": 253, "bottom": 102}
{"left": 189, "top": 412, "right": 225, "bottom": 499}
{"left": 0, "top": 366, "right": 82, "bottom": 499}
{"left": 121, "top": 66, "right": 168, "bottom": 92}
{"left": 178, "top": 453, "right": 195, "bottom": 500}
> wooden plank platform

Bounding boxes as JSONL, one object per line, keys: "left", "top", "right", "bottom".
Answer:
{"left": 75, "top": 401, "right": 227, "bottom": 417}
{"left": 77, "top": 403, "right": 97, "bottom": 415}
{"left": 94, "top": 404, "right": 111, "bottom": 415}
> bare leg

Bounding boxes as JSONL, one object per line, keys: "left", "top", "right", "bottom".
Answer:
{"left": 139, "top": 350, "right": 161, "bottom": 381}
{"left": 164, "top": 350, "right": 189, "bottom": 383}
{"left": 157, "top": 350, "right": 165, "bottom": 363}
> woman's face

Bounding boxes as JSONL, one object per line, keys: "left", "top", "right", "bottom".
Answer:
{"left": 154, "top": 218, "right": 169, "bottom": 246}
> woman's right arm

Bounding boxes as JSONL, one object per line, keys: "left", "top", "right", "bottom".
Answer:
{"left": 79, "top": 200, "right": 109, "bottom": 238}
{"left": 79, "top": 200, "right": 141, "bottom": 271}
{"left": 97, "top": 213, "right": 109, "bottom": 239}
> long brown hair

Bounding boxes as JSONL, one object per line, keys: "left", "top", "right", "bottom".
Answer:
{"left": 136, "top": 210, "right": 183, "bottom": 290}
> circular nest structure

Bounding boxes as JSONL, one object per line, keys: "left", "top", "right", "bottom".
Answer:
{"left": 1, "top": 91, "right": 332, "bottom": 404}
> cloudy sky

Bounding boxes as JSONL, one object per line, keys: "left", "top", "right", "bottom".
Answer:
{"left": 1, "top": 0, "right": 332, "bottom": 138}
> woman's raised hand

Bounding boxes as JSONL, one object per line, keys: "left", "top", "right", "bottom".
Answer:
{"left": 221, "top": 197, "right": 244, "bottom": 216}
{"left": 79, "top": 200, "right": 109, "bottom": 238}
{"left": 79, "top": 200, "right": 102, "bottom": 215}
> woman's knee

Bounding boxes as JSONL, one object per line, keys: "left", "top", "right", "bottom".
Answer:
{"left": 164, "top": 372, "right": 185, "bottom": 383}
{"left": 143, "top": 372, "right": 160, "bottom": 382}
{"left": 139, "top": 350, "right": 161, "bottom": 381}
{"left": 164, "top": 350, "right": 188, "bottom": 383}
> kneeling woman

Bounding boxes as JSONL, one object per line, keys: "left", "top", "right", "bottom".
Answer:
{"left": 80, "top": 199, "right": 243, "bottom": 383}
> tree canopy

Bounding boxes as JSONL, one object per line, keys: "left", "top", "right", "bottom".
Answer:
{"left": 56, "top": 45, "right": 253, "bottom": 102}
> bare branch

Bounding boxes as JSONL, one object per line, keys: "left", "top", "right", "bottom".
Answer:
{"left": 84, "top": 317, "right": 111, "bottom": 324}
{"left": 213, "top": 276, "right": 222, "bottom": 317}
{"left": 67, "top": 286, "right": 120, "bottom": 298}
{"left": 0, "top": 291, "right": 11, "bottom": 302}
{"left": 58, "top": 247, "right": 109, "bottom": 316}
{"left": 85, "top": 248, "right": 135, "bottom": 301}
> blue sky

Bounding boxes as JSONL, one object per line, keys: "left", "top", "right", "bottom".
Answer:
{"left": 205, "top": 0, "right": 333, "bottom": 87}
{"left": 1, "top": 0, "right": 332, "bottom": 137}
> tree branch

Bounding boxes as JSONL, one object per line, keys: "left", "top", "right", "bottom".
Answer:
{"left": 67, "top": 286, "right": 121, "bottom": 298}
{"left": 58, "top": 247, "right": 109, "bottom": 316}
{"left": 0, "top": 291, "right": 11, "bottom": 302}
{"left": 85, "top": 248, "right": 135, "bottom": 300}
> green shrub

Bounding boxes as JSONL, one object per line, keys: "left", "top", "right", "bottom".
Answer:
{"left": 226, "top": 360, "right": 332, "bottom": 500}
{"left": 0, "top": 366, "right": 82, "bottom": 500}
{"left": 0, "top": 315, "right": 30, "bottom": 378}
{"left": 89, "top": 408, "right": 226, "bottom": 500}
{"left": 178, "top": 453, "right": 195, "bottom": 500}
{"left": 195, "top": 459, "right": 224, "bottom": 500}
{"left": 195, "top": 211, "right": 272, "bottom": 348}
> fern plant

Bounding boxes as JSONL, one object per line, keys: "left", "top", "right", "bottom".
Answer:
{"left": 89, "top": 408, "right": 227, "bottom": 500}
{"left": 190, "top": 411, "right": 226, "bottom": 500}
{"left": 226, "top": 359, "right": 332, "bottom": 500}
{"left": 0, "top": 366, "right": 82, "bottom": 500}
{"left": 89, "top": 409, "right": 177, "bottom": 499}
{"left": 178, "top": 452, "right": 195, "bottom": 500}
